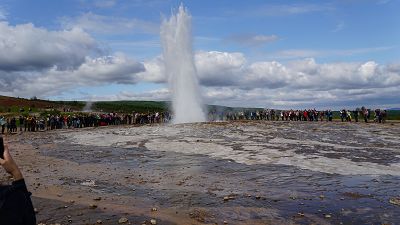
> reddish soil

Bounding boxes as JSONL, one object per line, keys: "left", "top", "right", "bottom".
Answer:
{"left": 0, "top": 95, "right": 81, "bottom": 113}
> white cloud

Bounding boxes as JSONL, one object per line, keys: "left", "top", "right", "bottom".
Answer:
{"left": 128, "top": 50, "right": 400, "bottom": 92}
{"left": 0, "top": 22, "right": 99, "bottom": 71}
{"left": 78, "top": 88, "right": 170, "bottom": 102}
{"left": 60, "top": 12, "right": 159, "bottom": 34}
{"left": 200, "top": 53, "right": 400, "bottom": 108}
{"left": 195, "top": 51, "right": 245, "bottom": 86}
{"left": 358, "top": 61, "right": 378, "bottom": 77}
{"left": 137, "top": 51, "right": 247, "bottom": 86}
{"left": 0, "top": 53, "right": 144, "bottom": 97}
{"left": 16, "top": 50, "right": 395, "bottom": 109}
{"left": 244, "top": 61, "right": 290, "bottom": 88}
{"left": 267, "top": 46, "right": 395, "bottom": 60}
{"left": 137, "top": 56, "right": 166, "bottom": 83}
{"left": 0, "top": 21, "right": 147, "bottom": 98}
{"left": 118, "top": 51, "right": 400, "bottom": 109}
{"left": 286, "top": 58, "right": 319, "bottom": 75}
{"left": 0, "top": 17, "right": 398, "bottom": 109}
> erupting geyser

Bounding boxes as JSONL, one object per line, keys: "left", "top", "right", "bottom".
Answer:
{"left": 161, "top": 5, "right": 206, "bottom": 124}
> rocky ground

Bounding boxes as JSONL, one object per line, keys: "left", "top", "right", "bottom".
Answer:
{"left": 1, "top": 121, "right": 400, "bottom": 225}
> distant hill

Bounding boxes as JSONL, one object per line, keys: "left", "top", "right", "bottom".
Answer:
{"left": 93, "top": 101, "right": 169, "bottom": 113}
{"left": 1, "top": 95, "right": 399, "bottom": 120}
{"left": 0, "top": 95, "right": 84, "bottom": 113}
{"left": 92, "top": 101, "right": 263, "bottom": 113}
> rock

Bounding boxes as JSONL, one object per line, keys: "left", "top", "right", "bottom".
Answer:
{"left": 389, "top": 197, "right": 400, "bottom": 206}
{"left": 94, "top": 197, "right": 102, "bottom": 201}
{"left": 297, "top": 212, "right": 305, "bottom": 217}
{"left": 256, "top": 195, "right": 265, "bottom": 200}
{"left": 89, "top": 204, "right": 98, "bottom": 209}
{"left": 34, "top": 208, "right": 39, "bottom": 213}
{"left": 150, "top": 219, "right": 157, "bottom": 225}
{"left": 151, "top": 207, "right": 157, "bottom": 212}
{"left": 118, "top": 217, "right": 128, "bottom": 224}
{"left": 96, "top": 219, "right": 103, "bottom": 224}
{"left": 223, "top": 195, "right": 236, "bottom": 201}
{"left": 325, "top": 214, "right": 332, "bottom": 218}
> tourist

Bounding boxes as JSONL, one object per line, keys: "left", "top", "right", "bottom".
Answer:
{"left": 0, "top": 117, "right": 5, "bottom": 134}
{"left": 18, "top": 116, "right": 24, "bottom": 132}
{"left": 0, "top": 137, "right": 36, "bottom": 224}
{"left": 328, "top": 110, "right": 333, "bottom": 121}
{"left": 340, "top": 109, "right": 346, "bottom": 122}
{"left": 353, "top": 109, "right": 359, "bottom": 122}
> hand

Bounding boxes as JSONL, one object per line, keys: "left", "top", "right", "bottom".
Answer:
{"left": 0, "top": 137, "right": 23, "bottom": 181}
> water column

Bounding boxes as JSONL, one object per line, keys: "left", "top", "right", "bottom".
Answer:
{"left": 161, "top": 5, "right": 206, "bottom": 124}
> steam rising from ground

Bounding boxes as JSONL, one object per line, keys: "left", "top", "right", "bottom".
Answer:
{"left": 160, "top": 5, "right": 206, "bottom": 124}
{"left": 83, "top": 101, "right": 93, "bottom": 112}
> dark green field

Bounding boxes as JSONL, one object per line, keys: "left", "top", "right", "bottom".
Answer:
{"left": 386, "top": 110, "right": 400, "bottom": 120}
{"left": 93, "top": 101, "right": 169, "bottom": 113}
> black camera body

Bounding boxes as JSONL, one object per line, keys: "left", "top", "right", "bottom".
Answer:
{"left": 0, "top": 136, "right": 4, "bottom": 159}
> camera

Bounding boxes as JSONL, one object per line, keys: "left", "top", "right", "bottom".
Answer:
{"left": 0, "top": 136, "right": 4, "bottom": 159}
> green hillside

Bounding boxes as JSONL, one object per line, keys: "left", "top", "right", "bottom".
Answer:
{"left": 93, "top": 101, "right": 169, "bottom": 113}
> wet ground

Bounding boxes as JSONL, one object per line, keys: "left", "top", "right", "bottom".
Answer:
{"left": 2, "top": 121, "right": 400, "bottom": 224}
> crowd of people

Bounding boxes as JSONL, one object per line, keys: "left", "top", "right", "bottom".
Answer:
{"left": 0, "top": 107, "right": 391, "bottom": 134}
{"left": 0, "top": 111, "right": 171, "bottom": 134}
{"left": 212, "top": 107, "right": 388, "bottom": 123}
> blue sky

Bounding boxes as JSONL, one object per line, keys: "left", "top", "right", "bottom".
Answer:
{"left": 0, "top": 0, "right": 399, "bottom": 109}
